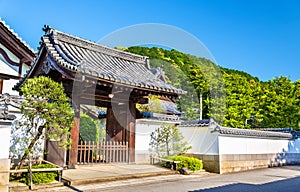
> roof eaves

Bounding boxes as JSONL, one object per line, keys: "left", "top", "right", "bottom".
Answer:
{"left": 0, "top": 18, "right": 35, "bottom": 55}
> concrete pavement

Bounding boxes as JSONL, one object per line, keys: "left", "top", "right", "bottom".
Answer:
{"left": 10, "top": 165, "right": 300, "bottom": 191}
{"left": 62, "top": 164, "right": 177, "bottom": 185}
{"left": 37, "top": 166, "right": 300, "bottom": 192}
{"left": 9, "top": 164, "right": 178, "bottom": 191}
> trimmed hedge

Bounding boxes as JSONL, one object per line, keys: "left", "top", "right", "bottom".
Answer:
{"left": 164, "top": 155, "right": 203, "bottom": 171}
{"left": 19, "top": 164, "right": 58, "bottom": 185}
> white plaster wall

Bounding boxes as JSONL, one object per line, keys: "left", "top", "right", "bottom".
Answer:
{"left": 0, "top": 124, "right": 11, "bottom": 159}
{"left": 218, "top": 136, "right": 289, "bottom": 155}
{"left": 2, "top": 79, "right": 19, "bottom": 95}
{"left": 135, "top": 119, "right": 178, "bottom": 155}
{"left": 179, "top": 126, "right": 219, "bottom": 155}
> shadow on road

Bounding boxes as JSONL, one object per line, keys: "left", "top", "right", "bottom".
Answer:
{"left": 189, "top": 176, "right": 300, "bottom": 192}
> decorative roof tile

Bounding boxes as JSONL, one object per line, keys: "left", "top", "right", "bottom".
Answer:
{"left": 180, "top": 119, "right": 212, "bottom": 127}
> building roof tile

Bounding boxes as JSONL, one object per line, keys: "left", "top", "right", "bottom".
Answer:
{"left": 180, "top": 118, "right": 293, "bottom": 139}
{"left": 34, "top": 26, "right": 184, "bottom": 94}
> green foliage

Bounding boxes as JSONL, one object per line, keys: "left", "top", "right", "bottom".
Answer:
{"left": 258, "top": 77, "right": 300, "bottom": 129}
{"left": 136, "top": 95, "right": 164, "bottom": 113}
{"left": 15, "top": 76, "right": 74, "bottom": 168}
{"left": 150, "top": 124, "right": 191, "bottom": 157}
{"left": 19, "top": 164, "right": 58, "bottom": 185}
{"left": 164, "top": 156, "right": 203, "bottom": 171}
{"left": 126, "top": 46, "right": 300, "bottom": 129}
{"left": 80, "top": 113, "right": 100, "bottom": 142}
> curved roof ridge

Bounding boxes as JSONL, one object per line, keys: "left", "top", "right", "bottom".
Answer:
{"left": 44, "top": 26, "right": 148, "bottom": 64}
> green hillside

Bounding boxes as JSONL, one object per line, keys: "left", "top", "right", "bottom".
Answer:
{"left": 124, "top": 46, "right": 300, "bottom": 129}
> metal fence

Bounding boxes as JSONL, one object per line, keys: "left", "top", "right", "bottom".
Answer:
{"left": 78, "top": 141, "right": 129, "bottom": 164}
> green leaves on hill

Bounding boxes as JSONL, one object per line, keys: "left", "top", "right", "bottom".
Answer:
{"left": 125, "top": 46, "right": 300, "bottom": 129}
{"left": 258, "top": 77, "right": 300, "bottom": 129}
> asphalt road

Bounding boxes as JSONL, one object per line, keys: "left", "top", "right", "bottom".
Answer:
{"left": 42, "top": 166, "right": 300, "bottom": 192}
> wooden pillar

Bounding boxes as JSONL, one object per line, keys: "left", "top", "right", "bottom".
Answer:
{"left": 128, "top": 101, "right": 136, "bottom": 163}
{"left": 68, "top": 105, "right": 80, "bottom": 168}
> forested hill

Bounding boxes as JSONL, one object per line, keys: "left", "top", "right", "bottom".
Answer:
{"left": 124, "top": 46, "right": 300, "bottom": 130}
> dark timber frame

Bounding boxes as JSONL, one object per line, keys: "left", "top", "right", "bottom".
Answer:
{"left": 16, "top": 26, "right": 184, "bottom": 167}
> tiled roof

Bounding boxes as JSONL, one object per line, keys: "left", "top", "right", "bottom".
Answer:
{"left": 180, "top": 119, "right": 212, "bottom": 127}
{"left": 0, "top": 18, "right": 35, "bottom": 55}
{"left": 180, "top": 118, "right": 293, "bottom": 139}
{"left": 213, "top": 126, "right": 293, "bottom": 139}
{"left": 36, "top": 26, "right": 184, "bottom": 94}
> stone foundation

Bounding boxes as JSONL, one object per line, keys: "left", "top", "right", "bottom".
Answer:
{"left": 0, "top": 158, "right": 9, "bottom": 191}
{"left": 192, "top": 153, "right": 284, "bottom": 174}
{"left": 193, "top": 154, "right": 220, "bottom": 173}
{"left": 135, "top": 153, "right": 151, "bottom": 164}
{"left": 219, "top": 153, "right": 277, "bottom": 174}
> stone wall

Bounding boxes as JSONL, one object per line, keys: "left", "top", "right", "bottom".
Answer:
{"left": 0, "top": 158, "right": 9, "bottom": 191}
{"left": 219, "top": 153, "right": 277, "bottom": 174}
{"left": 193, "top": 154, "right": 220, "bottom": 173}
{"left": 192, "top": 153, "right": 281, "bottom": 174}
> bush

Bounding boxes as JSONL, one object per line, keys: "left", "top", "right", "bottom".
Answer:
{"left": 19, "top": 164, "right": 58, "bottom": 185}
{"left": 164, "top": 155, "right": 203, "bottom": 171}
{"left": 80, "top": 113, "right": 100, "bottom": 142}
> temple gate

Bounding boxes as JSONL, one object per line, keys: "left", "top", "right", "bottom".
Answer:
{"left": 16, "top": 26, "right": 184, "bottom": 167}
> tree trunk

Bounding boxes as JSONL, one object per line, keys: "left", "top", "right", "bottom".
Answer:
{"left": 16, "top": 126, "right": 44, "bottom": 170}
{"left": 199, "top": 92, "right": 203, "bottom": 120}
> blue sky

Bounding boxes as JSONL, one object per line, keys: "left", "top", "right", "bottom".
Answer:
{"left": 1, "top": 0, "right": 299, "bottom": 81}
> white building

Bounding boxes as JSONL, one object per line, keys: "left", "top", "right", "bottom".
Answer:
{"left": 0, "top": 18, "right": 34, "bottom": 191}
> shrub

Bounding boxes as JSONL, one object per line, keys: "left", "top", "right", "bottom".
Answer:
{"left": 164, "top": 155, "right": 203, "bottom": 171}
{"left": 80, "top": 113, "right": 100, "bottom": 142}
{"left": 19, "top": 164, "right": 58, "bottom": 185}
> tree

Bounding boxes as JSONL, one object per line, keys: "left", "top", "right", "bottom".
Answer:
{"left": 14, "top": 76, "right": 73, "bottom": 169}
{"left": 125, "top": 46, "right": 300, "bottom": 129}
{"left": 259, "top": 77, "right": 300, "bottom": 129}
{"left": 149, "top": 124, "right": 191, "bottom": 157}
{"left": 188, "top": 65, "right": 208, "bottom": 120}
{"left": 222, "top": 73, "right": 260, "bottom": 128}
{"left": 80, "top": 113, "right": 100, "bottom": 142}
{"left": 136, "top": 95, "right": 164, "bottom": 113}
